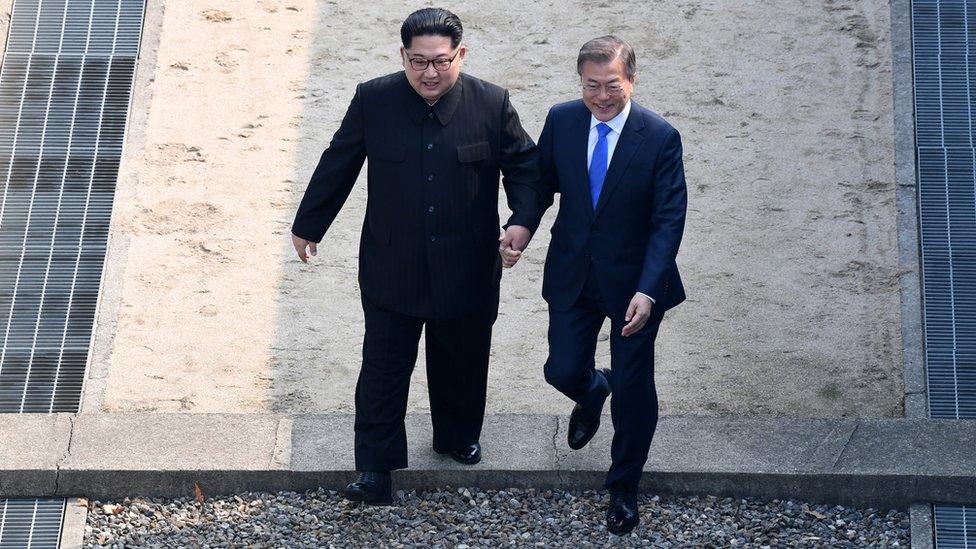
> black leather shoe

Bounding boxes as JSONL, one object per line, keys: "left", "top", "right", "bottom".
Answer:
{"left": 433, "top": 442, "right": 482, "bottom": 465}
{"left": 343, "top": 472, "right": 393, "bottom": 506}
{"left": 567, "top": 368, "right": 612, "bottom": 450}
{"left": 606, "top": 485, "right": 639, "bottom": 535}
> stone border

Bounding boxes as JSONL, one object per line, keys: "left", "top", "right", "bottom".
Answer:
{"left": 58, "top": 498, "right": 88, "bottom": 549}
{"left": 2, "top": 413, "right": 974, "bottom": 510}
{"left": 889, "top": 0, "right": 927, "bottom": 420}
{"left": 909, "top": 502, "right": 935, "bottom": 549}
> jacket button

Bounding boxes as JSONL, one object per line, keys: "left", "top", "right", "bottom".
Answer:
{"left": 427, "top": 174, "right": 435, "bottom": 181}
{"left": 427, "top": 143, "right": 433, "bottom": 150}
{"left": 428, "top": 206, "right": 435, "bottom": 213}
{"left": 430, "top": 236, "right": 436, "bottom": 242}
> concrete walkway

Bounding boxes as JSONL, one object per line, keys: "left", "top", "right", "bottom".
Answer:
{"left": 2, "top": 413, "right": 972, "bottom": 509}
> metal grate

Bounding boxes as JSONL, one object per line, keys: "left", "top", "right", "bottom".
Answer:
{"left": 0, "top": 0, "right": 146, "bottom": 546}
{"left": 912, "top": 1, "right": 976, "bottom": 547}
{"left": 935, "top": 505, "right": 976, "bottom": 549}
{"left": 912, "top": 0, "right": 976, "bottom": 421}
{"left": 0, "top": 499, "right": 65, "bottom": 548}
{"left": 0, "top": 0, "right": 144, "bottom": 413}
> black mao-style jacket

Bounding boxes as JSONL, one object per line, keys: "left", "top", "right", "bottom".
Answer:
{"left": 292, "top": 71, "right": 541, "bottom": 319}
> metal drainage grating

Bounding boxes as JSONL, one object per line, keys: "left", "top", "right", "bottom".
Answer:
{"left": 0, "top": 499, "right": 66, "bottom": 548}
{"left": 912, "top": 0, "right": 976, "bottom": 422}
{"left": 934, "top": 505, "right": 976, "bottom": 549}
{"left": 911, "top": 0, "right": 976, "bottom": 547}
{"left": 0, "top": 0, "right": 147, "bottom": 546}
{"left": 0, "top": 0, "right": 145, "bottom": 413}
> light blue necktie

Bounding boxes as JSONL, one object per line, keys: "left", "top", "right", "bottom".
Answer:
{"left": 589, "top": 123, "right": 612, "bottom": 209}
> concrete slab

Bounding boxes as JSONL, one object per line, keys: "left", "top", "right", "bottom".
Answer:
{"left": 0, "top": 413, "right": 71, "bottom": 497}
{"left": 0, "top": 412, "right": 972, "bottom": 509}
{"left": 57, "top": 413, "right": 283, "bottom": 499}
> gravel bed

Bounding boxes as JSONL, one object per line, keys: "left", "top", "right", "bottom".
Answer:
{"left": 83, "top": 488, "right": 911, "bottom": 548}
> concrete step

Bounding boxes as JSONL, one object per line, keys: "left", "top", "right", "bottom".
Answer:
{"left": 1, "top": 413, "right": 973, "bottom": 508}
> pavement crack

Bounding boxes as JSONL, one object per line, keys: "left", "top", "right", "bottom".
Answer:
{"left": 55, "top": 413, "right": 77, "bottom": 496}
{"left": 831, "top": 421, "right": 860, "bottom": 469}
{"left": 551, "top": 415, "right": 561, "bottom": 472}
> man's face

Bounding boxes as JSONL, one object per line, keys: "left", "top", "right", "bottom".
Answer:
{"left": 401, "top": 35, "right": 465, "bottom": 102}
{"left": 579, "top": 56, "right": 635, "bottom": 122}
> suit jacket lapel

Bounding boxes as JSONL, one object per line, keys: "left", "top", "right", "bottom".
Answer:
{"left": 572, "top": 104, "right": 594, "bottom": 222}
{"left": 593, "top": 104, "right": 645, "bottom": 220}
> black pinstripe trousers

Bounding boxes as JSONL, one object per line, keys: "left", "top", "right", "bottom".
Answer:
{"left": 353, "top": 290, "right": 500, "bottom": 472}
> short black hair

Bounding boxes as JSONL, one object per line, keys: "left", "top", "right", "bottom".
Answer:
{"left": 400, "top": 8, "right": 463, "bottom": 49}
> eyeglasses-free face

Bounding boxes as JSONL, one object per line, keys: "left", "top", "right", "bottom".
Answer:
{"left": 400, "top": 35, "right": 466, "bottom": 103}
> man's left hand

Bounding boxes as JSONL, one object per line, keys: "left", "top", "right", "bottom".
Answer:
{"left": 622, "top": 293, "right": 653, "bottom": 337}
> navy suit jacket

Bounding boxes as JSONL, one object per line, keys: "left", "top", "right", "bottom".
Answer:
{"left": 530, "top": 99, "right": 687, "bottom": 320}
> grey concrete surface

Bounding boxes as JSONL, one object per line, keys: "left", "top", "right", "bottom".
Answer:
{"left": 58, "top": 498, "right": 88, "bottom": 549}
{"left": 889, "top": 0, "right": 927, "bottom": 420}
{"left": 0, "top": 413, "right": 71, "bottom": 496}
{"left": 1, "top": 413, "right": 974, "bottom": 510}
{"left": 909, "top": 502, "right": 935, "bottom": 549}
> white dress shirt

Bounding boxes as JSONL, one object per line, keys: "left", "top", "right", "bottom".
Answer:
{"left": 587, "top": 99, "right": 631, "bottom": 170}
{"left": 586, "top": 100, "right": 655, "bottom": 306}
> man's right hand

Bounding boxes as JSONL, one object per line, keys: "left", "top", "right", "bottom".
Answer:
{"left": 498, "top": 225, "right": 531, "bottom": 268}
{"left": 292, "top": 233, "right": 317, "bottom": 263}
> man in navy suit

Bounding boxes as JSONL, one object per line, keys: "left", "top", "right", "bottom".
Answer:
{"left": 501, "top": 35, "right": 687, "bottom": 534}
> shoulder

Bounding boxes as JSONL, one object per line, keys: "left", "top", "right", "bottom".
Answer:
{"left": 546, "top": 99, "right": 587, "bottom": 122}
{"left": 356, "top": 71, "right": 408, "bottom": 98}
{"left": 631, "top": 101, "right": 679, "bottom": 139}
{"left": 459, "top": 72, "right": 507, "bottom": 102}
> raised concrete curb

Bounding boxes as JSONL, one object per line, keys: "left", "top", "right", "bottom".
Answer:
{"left": 1, "top": 413, "right": 974, "bottom": 510}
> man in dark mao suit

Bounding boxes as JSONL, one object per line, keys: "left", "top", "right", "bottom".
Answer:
{"left": 290, "top": 8, "right": 539, "bottom": 506}
{"left": 502, "top": 35, "right": 687, "bottom": 535}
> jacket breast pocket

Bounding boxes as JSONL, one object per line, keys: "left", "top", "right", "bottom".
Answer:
{"left": 457, "top": 141, "right": 491, "bottom": 163}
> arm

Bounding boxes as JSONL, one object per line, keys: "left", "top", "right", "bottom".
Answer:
{"left": 636, "top": 127, "right": 687, "bottom": 301}
{"left": 291, "top": 84, "right": 368, "bottom": 244}
{"left": 498, "top": 90, "right": 543, "bottom": 233}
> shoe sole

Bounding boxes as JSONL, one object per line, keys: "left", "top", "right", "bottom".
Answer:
{"left": 433, "top": 447, "right": 481, "bottom": 465}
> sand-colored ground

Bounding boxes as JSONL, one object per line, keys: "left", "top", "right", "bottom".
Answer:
{"left": 86, "top": 0, "right": 904, "bottom": 418}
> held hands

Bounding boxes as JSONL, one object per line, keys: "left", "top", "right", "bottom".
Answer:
{"left": 498, "top": 225, "right": 532, "bottom": 268}
{"left": 622, "top": 293, "right": 653, "bottom": 337}
{"left": 292, "top": 233, "right": 317, "bottom": 263}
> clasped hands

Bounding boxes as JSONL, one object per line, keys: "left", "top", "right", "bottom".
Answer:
{"left": 498, "top": 225, "right": 531, "bottom": 269}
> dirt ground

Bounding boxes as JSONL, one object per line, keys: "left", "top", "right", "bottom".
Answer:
{"left": 84, "top": 0, "right": 904, "bottom": 418}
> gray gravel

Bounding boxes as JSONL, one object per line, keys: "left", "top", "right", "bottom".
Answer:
{"left": 83, "top": 488, "right": 911, "bottom": 547}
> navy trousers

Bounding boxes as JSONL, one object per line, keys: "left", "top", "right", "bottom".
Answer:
{"left": 354, "top": 291, "right": 499, "bottom": 472}
{"left": 544, "top": 262, "right": 664, "bottom": 489}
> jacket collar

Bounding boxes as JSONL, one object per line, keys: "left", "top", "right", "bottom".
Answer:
{"left": 403, "top": 71, "right": 464, "bottom": 126}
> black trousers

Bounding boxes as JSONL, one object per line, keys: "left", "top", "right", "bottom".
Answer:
{"left": 354, "top": 291, "right": 499, "bottom": 472}
{"left": 544, "top": 262, "right": 664, "bottom": 489}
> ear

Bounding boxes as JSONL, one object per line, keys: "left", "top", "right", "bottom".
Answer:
{"left": 399, "top": 46, "right": 408, "bottom": 67}
{"left": 458, "top": 44, "right": 467, "bottom": 61}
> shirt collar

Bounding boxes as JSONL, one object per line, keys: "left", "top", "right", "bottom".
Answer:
{"left": 589, "top": 99, "right": 631, "bottom": 134}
